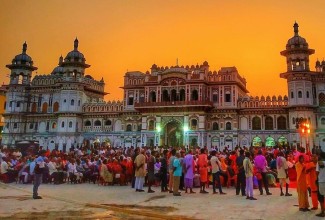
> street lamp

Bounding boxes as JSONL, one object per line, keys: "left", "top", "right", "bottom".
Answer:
{"left": 183, "top": 125, "right": 189, "bottom": 147}
{"left": 300, "top": 122, "right": 311, "bottom": 152}
{"left": 156, "top": 125, "right": 161, "bottom": 146}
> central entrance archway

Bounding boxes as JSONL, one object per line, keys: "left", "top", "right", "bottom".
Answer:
{"left": 164, "top": 120, "right": 183, "bottom": 147}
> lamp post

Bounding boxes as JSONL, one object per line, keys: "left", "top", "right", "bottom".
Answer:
{"left": 300, "top": 122, "right": 311, "bottom": 153}
{"left": 183, "top": 125, "right": 189, "bottom": 147}
{"left": 156, "top": 125, "right": 161, "bottom": 146}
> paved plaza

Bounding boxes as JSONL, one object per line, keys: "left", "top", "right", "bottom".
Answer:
{"left": 0, "top": 182, "right": 322, "bottom": 220}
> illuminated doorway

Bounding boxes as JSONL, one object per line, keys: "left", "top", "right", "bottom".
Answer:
{"left": 164, "top": 120, "right": 183, "bottom": 147}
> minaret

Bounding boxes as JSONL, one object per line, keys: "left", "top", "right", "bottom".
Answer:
{"left": 6, "top": 42, "right": 37, "bottom": 85}
{"left": 280, "top": 22, "right": 316, "bottom": 149}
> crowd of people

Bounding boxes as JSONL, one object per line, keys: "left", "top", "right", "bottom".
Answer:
{"left": 1, "top": 144, "right": 325, "bottom": 217}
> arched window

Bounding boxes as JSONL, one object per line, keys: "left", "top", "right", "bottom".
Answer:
{"left": 16, "top": 101, "right": 21, "bottom": 108}
{"left": 71, "top": 99, "right": 75, "bottom": 106}
{"left": 53, "top": 102, "right": 59, "bottom": 112}
{"left": 212, "top": 122, "right": 219, "bottom": 130}
{"left": 298, "top": 91, "right": 302, "bottom": 98}
{"left": 148, "top": 120, "right": 154, "bottom": 131}
{"left": 78, "top": 100, "right": 81, "bottom": 106}
{"left": 150, "top": 91, "right": 156, "bottom": 102}
{"left": 277, "top": 116, "right": 287, "bottom": 130}
{"left": 126, "top": 124, "right": 132, "bottom": 131}
{"left": 42, "top": 102, "right": 48, "bottom": 113}
{"left": 191, "top": 90, "right": 198, "bottom": 101}
{"left": 94, "top": 120, "right": 101, "bottom": 126}
{"left": 306, "top": 91, "right": 310, "bottom": 98}
{"left": 171, "top": 89, "right": 177, "bottom": 101}
{"left": 3, "top": 101, "right": 6, "bottom": 110}
{"left": 128, "top": 96, "right": 134, "bottom": 105}
{"left": 291, "top": 91, "right": 294, "bottom": 99}
{"left": 191, "top": 119, "right": 198, "bottom": 130}
{"left": 212, "top": 93, "right": 218, "bottom": 103}
{"left": 225, "top": 91, "right": 231, "bottom": 102}
{"left": 225, "top": 122, "right": 232, "bottom": 130}
{"left": 321, "top": 118, "right": 325, "bottom": 125}
{"left": 105, "top": 120, "right": 112, "bottom": 126}
{"left": 61, "top": 121, "right": 65, "bottom": 128}
{"left": 252, "top": 117, "right": 261, "bottom": 130}
{"left": 13, "top": 123, "right": 18, "bottom": 129}
{"left": 319, "top": 93, "right": 325, "bottom": 106}
{"left": 84, "top": 120, "right": 91, "bottom": 126}
{"left": 162, "top": 90, "right": 169, "bottom": 101}
{"left": 69, "top": 121, "right": 73, "bottom": 128}
{"left": 29, "top": 123, "right": 34, "bottom": 129}
{"left": 52, "top": 122, "right": 57, "bottom": 129}
{"left": 31, "top": 103, "right": 37, "bottom": 113}
{"left": 265, "top": 116, "right": 273, "bottom": 130}
{"left": 179, "top": 89, "right": 185, "bottom": 101}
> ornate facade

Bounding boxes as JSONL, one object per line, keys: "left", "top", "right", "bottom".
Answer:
{"left": 3, "top": 23, "right": 325, "bottom": 151}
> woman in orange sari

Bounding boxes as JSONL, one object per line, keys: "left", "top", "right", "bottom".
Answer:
{"left": 198, "top": 148, "right": 208, "bottom": 193}
{"left": 296, "top": 155, "right": 310, "bottom": 212}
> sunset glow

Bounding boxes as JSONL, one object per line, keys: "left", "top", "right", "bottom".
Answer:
{"left": 1, "top": 0, "right": 325, "bottom": 100}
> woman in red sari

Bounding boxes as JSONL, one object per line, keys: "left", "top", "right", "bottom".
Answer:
{"left": 198, "top": 148, "right": 208, "bottom": 193}
{"left": 296, "top": 155, "right": 310, "bottom": 212}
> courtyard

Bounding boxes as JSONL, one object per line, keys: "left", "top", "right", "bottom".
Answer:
{"left": 0, "top": 182, "right": 321, "bottom": 220}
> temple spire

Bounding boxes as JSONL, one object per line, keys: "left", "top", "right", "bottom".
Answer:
{"left": 74, "top": 37, "right": 78, "bottom": 50}
{"left": 294, "top": 21, "right": 299, "bottom": 36}
{"left": 22, "top": 41, "right": 27, "bottom": 54}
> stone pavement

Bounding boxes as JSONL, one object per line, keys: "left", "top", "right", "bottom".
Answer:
{"left": 0, "top": 182, "right": 322, "bottom": 219}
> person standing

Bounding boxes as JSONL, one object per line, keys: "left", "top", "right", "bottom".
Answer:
{"left": 134, "top": 149, "right": 146, "bottom": 192}
{"left": 306, "top": 154, "right": 318, "bottom": 210}
{"left": 243, "top": 152, "right": 256, "bottom": 200}
{"left": 236, "top": 150, "right": 246, "bottom": 196}
{"left": 146, "top": 150, "right": 156, "bottom": 193}
{"left": 173, "top": 152, "right": 182, "bottom": 196}
{"left": 179, "top": 150, "right": 185, "bottom": 191}
{"left": 33, "top": 155, "right": 45, "bottom": 199}
{"left": 184, "top": 149, "right": 195, "bottom": 194}
{"left": 210, "top": 150, "right": 226, "bottom": 195}
{"left": 296, "top": 155, "right": 310, "bottom": 212}
{"left": 168, "top": 149, "right": 176, "bottom": 193}
{"left": 316, "top": 152, "right": 325, "bottom": 217}
{"left": 276, "top": 151, "right": 292, "bottom": 196}
{"left": 131, "top": 148, "right": 139, "bottom": 188}
{"left": 198, "top": 148, "right": 209, "bottom": 194}
{"left": 254, "top": 150, "right": 272, "bottom": 195}
{"left": 160, "top": 150, "right": 168, "bottom": 192}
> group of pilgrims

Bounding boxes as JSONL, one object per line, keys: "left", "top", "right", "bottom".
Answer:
{"left": 1, "top": 144, "right": 325, "bottom": 217}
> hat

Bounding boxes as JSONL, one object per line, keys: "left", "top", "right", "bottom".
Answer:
{"left": 146, "top": 150, "right": 151, "bottom": 155}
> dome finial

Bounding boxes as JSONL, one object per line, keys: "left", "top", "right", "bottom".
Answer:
{"left": 59, "top": 55, "right": 63, "bottom": 65}
{"left": 293, "top": 21, "right": 299, "bottom": 36}
{"left": 22, "top": 41, "right": 27, "bottom": 54}
{"left": 74, "top": 37, "right": 78, "bottom": 50}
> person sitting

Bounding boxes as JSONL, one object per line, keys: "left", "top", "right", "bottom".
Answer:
{"left": 1, "top": 157, "right": 16, "bottom": 183}
{"left": 68, "top": 158, "right": 83, "bottom": 183}
{"left": 48, "top": 158, "right": 60, "bottom": 184}
{"left": 99, "top": 159, "right": 113, "bottom": 185}
{"left": 76, "top": 159, "right": 86, "bottom": 183}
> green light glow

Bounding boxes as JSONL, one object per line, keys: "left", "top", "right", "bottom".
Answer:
{"left": 156, "top": 126, "right": 161, "bottom": 132}
{"left": 183, "top": 125, "right": 189, "bottom": 132}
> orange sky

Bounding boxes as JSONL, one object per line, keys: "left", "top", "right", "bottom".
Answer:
{"left": 1, "top": 0, "right": 325, "bottom": 100}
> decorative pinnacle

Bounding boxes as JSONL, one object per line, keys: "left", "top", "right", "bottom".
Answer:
{"left": 22, "top": 41, "right": 27, "bottom": 53}
{"left": 294, "top": 21, "right": 299, "bottom": 36}
{"left": 74, "top": 37, "right": 78, "bottom": 50}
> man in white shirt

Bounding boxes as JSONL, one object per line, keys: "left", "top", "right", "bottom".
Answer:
{"left": 276, "top": 152, "right": 292, "bottom": 196}
{"left": 210, "top": 150, "right": 226, "bottom": 195}
{"left": 0, "top": 157, "right": 9, "bottom": 174}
